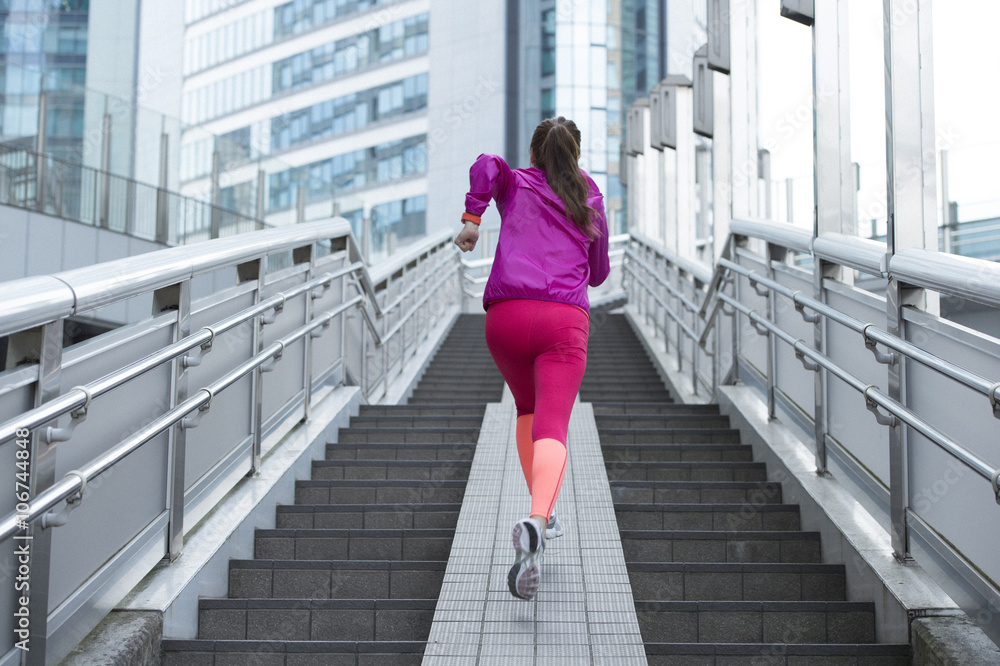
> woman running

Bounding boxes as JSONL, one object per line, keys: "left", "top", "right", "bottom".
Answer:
{"left": 454, "top": 116, "right": 610, "bottom": 600}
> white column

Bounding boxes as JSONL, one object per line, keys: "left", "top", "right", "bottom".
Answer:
{"left": 813, "top": 0, "right": 855, "bottom": 237}
{"left": 672, "top": 81, "right": 696, "bottom": 261}
{"left": 728, "top": 0, "right": 758, "bottom": 221}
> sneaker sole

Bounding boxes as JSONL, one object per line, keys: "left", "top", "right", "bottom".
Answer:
{"left": 508, "top": 520, "right": 543, "bottom": 600}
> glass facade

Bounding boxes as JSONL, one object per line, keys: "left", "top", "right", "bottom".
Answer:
{"left": 183, "top": 0, "right": 396, "bottom": 76}
{"left": 0, "top": 0, "right": 90, "bottom": 158}
{"left": 268, "top": 133, "right": 427, "bottom": 209}
{"left": 270, "top": 73, "right": 427, "bottom": 152}
{"left": 182, "top": 12, "right": 428, "bottom": 124}
{"left": 185, "top": 0, "right": 252, "bottom": 25}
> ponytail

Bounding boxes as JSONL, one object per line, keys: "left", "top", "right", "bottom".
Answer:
{"left": 530, "top": 117, "right": 598, "bottom": 239}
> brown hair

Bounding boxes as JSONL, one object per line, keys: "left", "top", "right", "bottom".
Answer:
{"left": 530, "top": 116, "right": 598, "bottom": 239}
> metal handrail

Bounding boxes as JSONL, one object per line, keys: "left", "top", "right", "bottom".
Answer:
{"left": 712, "top": 257, "right": 1000, "bottom": 411}
{"left": 730, "top": 218, "right": 814, "bottom": 254}
{"left": 625, "top": 262, "right": 700, "bottom": 343}
{"left": 716, "top": 290, "right": 1000, "bottom": 501}
{"left": 0, "top": 262, "right": 365, "bottom": 447}
{"left": 0, "top": 219, "right": 366, "bottom": 338}
{"left": 625, "top": 247, "right": 702, "bottom": 314}
{"left": 0, "top": 294, "right": 364, "bottom": 542}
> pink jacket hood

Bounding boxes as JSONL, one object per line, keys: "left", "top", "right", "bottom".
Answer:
{"left": 464, "top": 153, "right": 610, "bottom": 312}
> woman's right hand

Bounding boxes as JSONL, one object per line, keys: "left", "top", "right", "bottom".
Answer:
{"left": 454, "top": 221, "right": 479, "bottom": 252}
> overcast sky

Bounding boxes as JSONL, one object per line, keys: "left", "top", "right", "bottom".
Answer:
{"left": 756, "top": 0, "right": 1000, "bottom": 233}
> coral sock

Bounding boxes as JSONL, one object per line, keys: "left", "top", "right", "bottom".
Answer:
{"left": 516, "top": 414, "right": 534, "bottom": 492}
{"left": 529, "top": 438, "right": 567, "bottom": 521}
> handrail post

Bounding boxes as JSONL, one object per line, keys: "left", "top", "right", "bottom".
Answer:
{"left": 299, "top": 245, "right": 315, "bottom": 422}
{"left": 245, "top": 258, "right": 265, "bottom": 474}
{"left": 160, "top": 281, "right": 191, "bottom": 560}
{"left": 884, "top": 0, "right": 939, "bottom": 561}
{"left": 813, "top": 256, "right": 829, "bottom": 474}
{"left": 210, "top": 150, "right": 221, "bottom": 239}
{"left": 156, "top": 132, "right": 170, "bottom": 244}
{"left": 99, "top": 113, "right": 112, "bottom": 229}
{"left": 35, "top": 91, "right": 48, "bottom": 212}
{"left": 765, "top": 243, "right": 777, "bottom": 420}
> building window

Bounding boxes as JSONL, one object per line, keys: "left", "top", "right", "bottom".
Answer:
{"left": 267, "top": 134, "right": 428, "bottom": 210}
{"left": 541, "top": 9, "right": 555, "bottom": 77}
{"left": 541, "top": 88, "right": 555, "bottom": 120}
{"left": 267, "top": 73, "right": 427, "bottom": 153}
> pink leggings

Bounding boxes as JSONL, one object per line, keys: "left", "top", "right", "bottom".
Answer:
{"left": 485, "top": 299, "right": 589, "bottom": 520}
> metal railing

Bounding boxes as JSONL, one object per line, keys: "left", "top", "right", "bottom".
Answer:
{"left": 459, "top": 232, "right": 631, "bottom": 311}
{"left": 0, "top": 142, "right": 267, "bottom": 246}
{"left": 621, "top": 219, "right": 1000, "bottom": 645}
{"left": 0, "top": 220, "right": 460, "bottom": 664}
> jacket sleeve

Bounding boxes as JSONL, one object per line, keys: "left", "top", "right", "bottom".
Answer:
{"left": 588, "top": 189, "right": 611, "bottom": 287}
{"left": 465, "top": 153, "right": 515, "bottom": 216}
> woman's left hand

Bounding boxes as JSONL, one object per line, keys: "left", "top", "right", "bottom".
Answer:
{"left": 454, "top": 222, "right": 479, "bottom": 252}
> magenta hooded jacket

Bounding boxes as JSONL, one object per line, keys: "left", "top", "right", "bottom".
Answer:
{"left": 465, "top": 153, "right": 611, "bottom": 313}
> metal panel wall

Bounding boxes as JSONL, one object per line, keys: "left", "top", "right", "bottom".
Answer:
{"left": 48, "top": 319, "right": 176, "bottom": 608}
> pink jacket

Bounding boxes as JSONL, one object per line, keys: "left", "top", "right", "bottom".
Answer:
{"left": 465, "top": 153, "right": 610, "bottom": 312}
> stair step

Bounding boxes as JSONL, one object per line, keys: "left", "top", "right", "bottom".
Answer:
{"left": 634, "top": 600, "right": 876, "bottom": 644}
{"left": 626, "top": 562, "right": 845, "bottom": 602}
{"left": 310, "top": 460, "right": 471, "bottom": 481}
{"left": 597, "top": 414, "right": 730, "bottom": 428}
{"left": 162, "top": 640, "right": 426, "bottom": 665}
{"left": 583, "top": 392, "right": 675, "bottom": 402}
{"left": 643, "top": 642, "right": 910, "bottom": 664}
{"left": 407, "top": 390, "right": 502, "bottom": 400}
{"left": 601, "top": 443, "right": 753, "bottom": 462}
{"left": 347, "top": 415, "right": 484, "bottom": 429}
{"left": 594, "top": 402, "right": 717, "bottom": 415}
{"left": 276, "top": 504, "right": 461, "bottom": 530}
{"left": 197, "top": 598, "right": 436, "bottom": 641}
{"left": 255, "top": 528, "right": 454, "bottom": 561}
{"left": 228, "top": 560, "right": 447, "bottom": 600}
{"left": 337, "top": 427, "right": 480, "bottom": 444}
{"left": 325, "top": 442, "right": 475, "bottom": 461}
{"left": 606, "top": 461, "right": 767, "bottom": 483}
{"left": 358, "top": 404, "right": 486, "bottom": 417}
{"left": 619, "top": 530, "right": 822, "bottom": 564}
{"left": 295, "top": 479, "right": 466, "bottom": 505}
{"left": 598, "top": 428, "right": 741, "bottom": 444}
{"left": 615, "top": 503, "right": 801, "bottom": 531}
{"left": 611, "top": 480, "right": 782, "bottom": 505}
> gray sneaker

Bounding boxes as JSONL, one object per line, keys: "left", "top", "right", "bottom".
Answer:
{"left": 546, "top": 514, "right": 564, "bottom": 539}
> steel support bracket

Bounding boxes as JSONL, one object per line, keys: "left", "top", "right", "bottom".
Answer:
{"left": 259, "top": 341, "right": 285, "bottom": 373}
{"left": 793, "top": 293, "right": 821, "bottom": 323}
{"left": 793, "top": 340, "right": 820, "bottom": 372}
{"left": 864, "top": 386, "right": 897, "bottom": 427}
{"left": 310, "top": 319, "right": 332, "bottom": 338}
{"left": 261, "top": 296, "right": 286, "bottom": 326}
{"left": 992, "top": 468, "right": 1000, "bottom": 505}
{"left": 989, "top": 382, "right": 1000, "bottom": 419}
{"left": 862, "top": 324, "right": 897, "bottom": 365}
{"left": 748, "top": 273, "right": 769, "bottom": 297}
{"left": 183, "top": 326, "right": 216, "bottom": 368}
{"left": 181, "top": 389, "right": 214, "bottom": 430}
{"left": 41, "top": 470, "right": 87, "bottom": 529}
{"left": 749, "top": 313, "right": 770, "bottom": 337}
{"left": 45, "top": 386, "right": 92, "bottom": 444}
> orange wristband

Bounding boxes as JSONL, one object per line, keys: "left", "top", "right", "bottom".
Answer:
{"left": 462, "top": 212, "right": 481, "bottom": 226}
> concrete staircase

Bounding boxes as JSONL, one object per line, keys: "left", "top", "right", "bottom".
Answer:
{"left": 163, "top": 316, "right": 503, "bottom": 665}
{"left": 583, "top": 314, "right": 912, "bottom": 665}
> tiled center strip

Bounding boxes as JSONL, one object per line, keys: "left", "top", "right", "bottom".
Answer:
{"left": 423, "top": 389, "right": 647, "bottom": 665}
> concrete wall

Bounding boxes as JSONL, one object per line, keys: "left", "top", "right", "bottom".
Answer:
{"left": 0, "top": 205, "right": 165, "bottom": 284}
